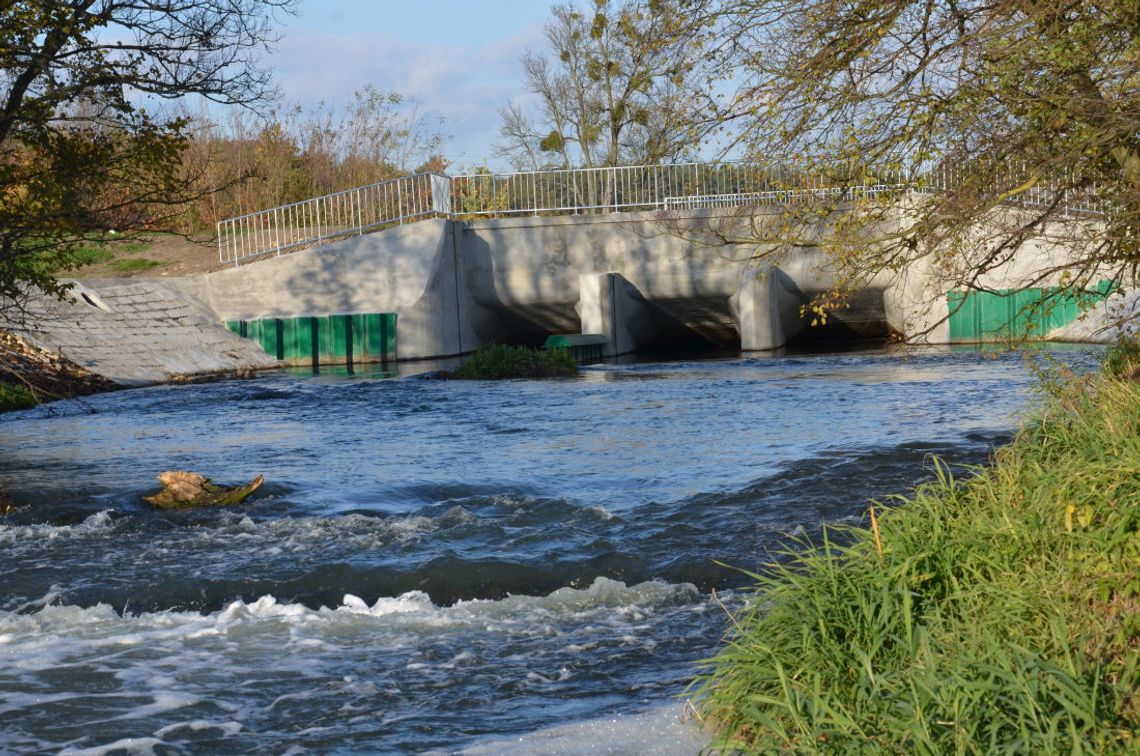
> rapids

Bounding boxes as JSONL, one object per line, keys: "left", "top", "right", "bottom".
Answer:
{"left": 0, "top": 346, "right": 1098, "bottom": 753}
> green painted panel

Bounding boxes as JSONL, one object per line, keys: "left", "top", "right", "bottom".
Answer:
{"left": 350, "top": 314, "right": 368, "bottom": 361}
{"left": 261, "top": 319, "right": 284, "bottom": 360}
{"left": 544, "top": 333, "right": 604, "bottom": 364}
{"left": 361, "top": 313, "right": 396, "bottom": 361}
{"left": 282, "top": 317, "right": 314, "bottom": 362}
{"left": 313, "top": 316, "right": 334, "bottom": 361}
{"left": 946, "top": 292, "right": 972, "bottom": 342}
{"left": 359, "top": 313, "right": 380, "bottom": 357}
{"left": 544, "top": 334, "right": 606, "bottom": 348}
{"left": 946, "top": 281, "right": 1114, "bottom": 342}
{"left": 245, "top": 318, "right": 263, "bottom": 352}
{"left": 228, "top": 312, "right": 395, "bottom": 366}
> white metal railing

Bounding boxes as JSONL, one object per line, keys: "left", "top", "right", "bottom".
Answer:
{"left": 217, "top": 162, "right": 1108, "bottom": 266}
{"left": 448, "top": 163, "right": 904, "bottom": 217}
{"left": 663, "top": 184, "right": 912, "bottom": 210}
{"left": 217, "top": 172, "right": 448, "bottom": 266}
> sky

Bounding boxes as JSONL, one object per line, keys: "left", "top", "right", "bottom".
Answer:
{"left": 265, "top": 1, "right": 555, "bottom": 171}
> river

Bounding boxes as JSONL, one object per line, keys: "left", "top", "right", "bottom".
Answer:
{"left": 0, "top": 346, "right": 1098, "bottom": 753}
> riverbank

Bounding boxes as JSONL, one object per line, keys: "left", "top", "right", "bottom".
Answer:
{"left": 695, "top": 349, "right": 1140, "bottom": 751}
{"left": 0, "top": 329, "right": 120, "bottom": 411}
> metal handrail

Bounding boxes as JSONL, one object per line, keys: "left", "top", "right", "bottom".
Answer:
{"left": 217, "top": 162, "right": 1108, "bottom": 266}
{"left": 216, "top": 172, "right": 449, "bottom": 266}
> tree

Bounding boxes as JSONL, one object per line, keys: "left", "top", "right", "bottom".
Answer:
{"left": 495, "top": 0, "right": 720, "bottom": 171}
{"left": 0, "top": 0, "right": 294, "bottom": 309}
{"left": 702, "top": 0, "right": 1139, "bottom": 330}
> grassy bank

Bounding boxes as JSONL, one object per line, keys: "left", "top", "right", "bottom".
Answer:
{"left": 0, "top": 382, "right": 36, "bottom": 412}
{"left": 695, "top": 355, "right": 1139, "bottom": 752}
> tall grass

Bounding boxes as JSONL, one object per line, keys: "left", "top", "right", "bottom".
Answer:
{"left": 694, "top": 357, "right": 1139, "bottom": 753}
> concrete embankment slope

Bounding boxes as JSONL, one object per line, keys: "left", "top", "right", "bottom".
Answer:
{"left": 6, "top": 280, "right": 278, "bottom": 386}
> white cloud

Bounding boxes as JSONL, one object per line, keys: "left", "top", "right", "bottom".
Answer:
{"left": 265, "top": 22, "right": 544, "bottom": 168}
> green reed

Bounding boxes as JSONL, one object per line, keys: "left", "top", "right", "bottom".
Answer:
{"left": 693, "top": 356, "right": 1139, "bottom": 753}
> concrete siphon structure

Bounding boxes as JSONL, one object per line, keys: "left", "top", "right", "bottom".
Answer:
{"left": 169, "top": 205, "right": 1131, "bottom": 363}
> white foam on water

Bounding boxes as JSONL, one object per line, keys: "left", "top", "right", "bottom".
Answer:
{"left": 195, "top": 511, "right": 442, "bottom": 553}
{"left": 153, "top": 720, "right": 243, "bottom": 738}
{"left": 2, "top": 510, "right": 448, "bottom": 568}
{"left": 116, "top": 692, "right": 201, "bottom": 720}
{"left": 0, "top": 577, "right": 703, "bottom": 752}
{"left": 0, "top": 577, "right": 699, "bottom": 671}
{"left": 460, "top": 702, "right": 710, "bottom": 755}
{"left": 0, "top": 510, "right": 118, "bottom": 546}
{"left": 60, "top": 736, "right": 164, "bottom": 756}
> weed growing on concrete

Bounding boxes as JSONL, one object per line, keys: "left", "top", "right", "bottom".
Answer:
{"left": 694, "top": 356, "right": 1140, "bottom": 752}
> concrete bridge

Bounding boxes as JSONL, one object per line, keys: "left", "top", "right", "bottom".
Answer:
{"left": 177, "top": 210, "right": 877, "bottom": 360}
{"left": 162, "top": 163, "right": 1118, "bottom": 363}
{"left": 163, "top": 168, "right": 1120, "bottom": 363}
{"left": 10, "top": 162, "right": 1120, "bottom": 386}
{"left": 7, "top": 163, "right": 1117, "bottom": 388}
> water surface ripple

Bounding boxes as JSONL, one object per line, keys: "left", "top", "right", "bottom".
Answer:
{"left": 0, "top": 347, "right": 1097, "bottom": 753}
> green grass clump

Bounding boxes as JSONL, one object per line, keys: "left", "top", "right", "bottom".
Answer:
{"left": 452, "top": 344, "right": 578, "bottom": 380}
{"left": 695, "top": 372, "right": 1139, "bottom": 753}
{"left": 108, "top": 256, "right": 162, "bottom": 273}
{"left": 69, "top": 243, "right": 114, "bottom": 266}
{"left": 0, "top": 382, "right": 37, "bottom": 412}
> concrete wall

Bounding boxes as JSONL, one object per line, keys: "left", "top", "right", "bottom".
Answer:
{"left": 171, "top": 210, "right": 831, "bottom": 359}
{"left": 876, "top": 209, "right": 1123, "bottom": 344}
{"left": 168, "top": 219, "right": 483, "bottom": 361}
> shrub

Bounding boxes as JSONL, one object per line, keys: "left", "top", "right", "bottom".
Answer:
{"left": 1103, "top": 336, "right": 1140, "bottom": 377}
{"left": 451, "top": 344, "right": 578, "bottom": 380}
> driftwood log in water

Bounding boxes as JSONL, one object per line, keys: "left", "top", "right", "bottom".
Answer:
{"left": 143, "top": 471, "right": 264, "bottom": 509}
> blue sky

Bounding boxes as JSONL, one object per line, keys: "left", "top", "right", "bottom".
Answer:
{"left": 266, "top": 1, "right": 555, "bottom": 170}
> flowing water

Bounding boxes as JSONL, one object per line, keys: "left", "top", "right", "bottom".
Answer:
{"left": 0, "top": 346, "right": 1099, "bottom": 754}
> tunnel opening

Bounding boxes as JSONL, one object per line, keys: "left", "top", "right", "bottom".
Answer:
{"left": 638, "top": 296, "right": 742, "bottom": 352}
{"left": 785, "top": 289, "right": 896, "bottom": 351}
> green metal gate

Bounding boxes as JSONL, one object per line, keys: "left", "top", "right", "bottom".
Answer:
{"left": 226, "top": 313, "right": 396, "bottom": 366}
